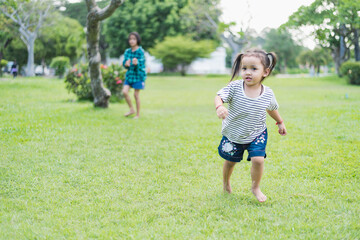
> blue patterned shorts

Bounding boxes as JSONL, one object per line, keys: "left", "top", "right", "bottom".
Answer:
{"left": 218, "top": 129, "right": 268, "bottom": 162}
{"left": 124, "top": 80, "right": 145, "bottom": 90}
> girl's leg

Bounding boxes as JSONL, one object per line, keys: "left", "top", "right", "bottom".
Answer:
{"left": 223, "top": 160, "right": 237, "bottom": 193}
{"left": 251, "top": 157, "right": 267, "bottom": 202}
{"left": 134, "top": 89, "right": 141, "bottom": 118}
{"left": 122, "top": 85, "right": 135, "bottom": 116}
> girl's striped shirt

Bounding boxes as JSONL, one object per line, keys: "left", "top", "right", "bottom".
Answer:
{"left": 217, "top": 79, "right": 279, "bottom": 144}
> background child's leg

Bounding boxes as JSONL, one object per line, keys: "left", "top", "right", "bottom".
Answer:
{"left": 134, "top": 89, "right": 141, "bottom": 118}
{"left": 223, "top": 160, "right": 237, "bottom": 193}
{"left": 251, "top": 157, "right": 267, "bottom": 202}
{"left": 122, "top": 85, "right": 135, "bottom": 116}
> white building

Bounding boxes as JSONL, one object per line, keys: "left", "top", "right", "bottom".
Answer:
{"left": 187, "top": 47, "right": 229, "bottom": 74}
{"left": 109, "top": 46, "right": 229, "bottom": 75}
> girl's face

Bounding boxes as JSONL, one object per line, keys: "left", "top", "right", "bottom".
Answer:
{"left": 129, "top": 35, "right": 138, "bottom": 47}
{"left": 240, "top": 56, "right": 270, "bottom": 87}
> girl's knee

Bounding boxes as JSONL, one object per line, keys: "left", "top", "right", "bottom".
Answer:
{"left": 224, "top": 160, "right": 237, "bottom": 167}
{"left": 134, "top": 91, "right": 140, "bottom": 99}
{"left": 251, "top": 157, "right": 264, "bottom": 165}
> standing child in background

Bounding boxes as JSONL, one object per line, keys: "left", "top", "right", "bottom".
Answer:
{"left": 11, "top": 60, "right": 18, "bottom": 78}
{"left": 215, "top": 49, "right": 287, "bottom": 202}
{"left": 122, "top": 32, "right": 147, "bottom": 119}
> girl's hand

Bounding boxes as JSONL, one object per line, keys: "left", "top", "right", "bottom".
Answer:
{"left": 125, "top": 59, "right": 131, "bottom": 67}
{"left": 132, "top": 58, "right": 138, "bottom": 65}
{"left": 216, "top": 105, "right": 228, "bottom": 119}
{"left": 277, "top": 123, "right": 287, "bottom": 136}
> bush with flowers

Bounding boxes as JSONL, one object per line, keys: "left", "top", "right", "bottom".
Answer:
{"left": 65, "top": 63, "right": 126, "bottom": 101}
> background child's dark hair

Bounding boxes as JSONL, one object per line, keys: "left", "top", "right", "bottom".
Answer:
{"left": 230, "top": 49, "right": 277, "bottom": 81}
{"left": 128, "top": 32, "right": 141, "bottom": 45}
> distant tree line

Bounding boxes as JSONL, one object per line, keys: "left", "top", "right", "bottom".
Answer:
{"left": 0, "top": 0, "right": 358, "bottom": 77}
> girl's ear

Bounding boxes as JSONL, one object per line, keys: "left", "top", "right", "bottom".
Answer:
{"left": 263, "top": 68, "right": 271, "bottom": 77}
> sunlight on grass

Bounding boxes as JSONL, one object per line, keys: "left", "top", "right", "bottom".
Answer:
{"left": 1, "top": 75, "right": 359, "bottom": 239}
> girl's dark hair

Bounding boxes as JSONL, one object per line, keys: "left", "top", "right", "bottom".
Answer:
{"left": 230, "top": 48, "right": 277, "bottom": 81}
{"left": 128, "top": 32, "right": 141, "bottom": 45}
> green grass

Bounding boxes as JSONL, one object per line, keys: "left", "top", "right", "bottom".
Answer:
{"left": 1, "top": 75, "right": 359, "bottom": 239}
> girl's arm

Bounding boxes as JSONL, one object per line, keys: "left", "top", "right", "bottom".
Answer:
{"left": 215, "top": 95, "right": 228, "bottom": 119}
{"left": 267, "top": 110, "right": 287, "bottom": 136}
{"left": 122, "top": 50, "right": 130, "bottom": 69}
{"left": 133, "top": 50, "right": 145, "bottom": 70}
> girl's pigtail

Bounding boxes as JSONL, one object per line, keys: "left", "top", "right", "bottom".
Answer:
{"left": 266, "top": 52, "right": 277, "bottom": 74}
{"left": 230, "top": 54, "right": 243, "bottom": 81}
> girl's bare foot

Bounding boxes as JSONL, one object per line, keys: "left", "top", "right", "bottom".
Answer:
{"left": 133, "top": 115, "right": 140, "bottom": 119}
{"left": 124, "top": 111, "right": 135, "bottom": 117}
{"left": 223, "top": 183, "right": 232, "bottom": 194}
{"left": 251, "top": 188, "right": 267, "bottom": 202}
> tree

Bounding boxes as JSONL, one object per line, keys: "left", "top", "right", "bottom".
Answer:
{"left": 85, "top": 0, "right": 124, "bottom": 108}
{"left": 0, "top": 0, "right": 53, "bottom": 76}
{"left": 297, "top": 48, "right": 332, "bottom": 74}
{"left": 179, "top": 0, "right": 221, "bottom": 42}
{"left": 36, "top": 13, "right": 85, "bottom": 66}
{"left": 103, "top": 0, "right": 188, "bottom": 57}
{"left": 283, "top": 0, "right": 360, "bottom": 75}
{"left": 0, "top": 14, "right": 15, "bottom": 64}
{"left": 150, "top": 36, "right": 215, "bottom": 75}
{"left": 203, "top": 0, "right": 255, "bottom": 63}
{"left": 263, "top": 29, "right": 303, "bottom": 73}
{"left": 2, "top": 37, "right": 27, "bottom": 72}
{"left": 61, "top": 0, "right": 111, "bottom": 62}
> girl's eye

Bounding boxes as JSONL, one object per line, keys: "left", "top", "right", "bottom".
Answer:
{"left": 253, "top": 68, "right": 257, "bottom": 70}
{"left": 242, "top": 68, "right": 246, "bottom": 70}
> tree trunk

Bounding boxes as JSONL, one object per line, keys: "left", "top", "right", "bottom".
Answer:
{"left": 332, "top": 47, "right": 340, "bottom": 75}
{"left": 354, "top": 29, "right": 360, "bottom": 61}
{"left": 283, "top": 58, "right": 287, "bottom": 73}
{"left": 180, "top": 64, "right": 186, "bottom": 76}
{"left": 87, "top": 15, "right": 110, "bottom": 107}
{"left": 220, "top": 34, "right": 242, "bottom": 64}
{"left": 25, "top": 34, "right": 36, "bottom": 77}
{"left": 85, "top": 0, "right": 124, "bottom": 108}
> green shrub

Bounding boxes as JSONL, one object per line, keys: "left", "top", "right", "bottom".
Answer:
{"left": 50, "top": 56, "right": 70, "bottom": 78}
{"left": 150, "top": 36, "right": 215, "bottom": 76}
{"left": 1, "top": 59, "right": 8, "bottom": 67}
{"left": 0, "top": 59, "right": 8, "bottom": 76}
{"left": 340, "top": 61, "right": 360, "bottom": 85}
{"left": 65, "top": 63, "right": 126, "bottom": 102}
{"left": 101, "top": 64, "right": 126, "bottom": 102}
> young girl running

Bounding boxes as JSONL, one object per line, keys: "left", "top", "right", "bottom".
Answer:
{"left": 215, "top": 49, "right": 287, "bottom": 202}
{"left": 122, "top": 32, "right": 147, "bottom": 119}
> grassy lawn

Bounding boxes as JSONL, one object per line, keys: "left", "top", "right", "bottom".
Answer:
{"left": 1, "top": 75, "right": 359, "bottom": 239}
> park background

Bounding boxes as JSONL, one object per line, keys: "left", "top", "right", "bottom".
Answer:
{"left": 1, "top": 0, "right": 360, "bottom": 239}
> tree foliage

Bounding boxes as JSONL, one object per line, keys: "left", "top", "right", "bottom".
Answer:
{"left": 179, "top": 0, "right": 221, "bottom": 42}
{"left": 0, "top": 0, "right": 53, "bottom": 76}
{"left": 2, "top": 12, "right": 85, "bottom": 71}
{"left": 297, "top": 47, "right": 332, "bottom": 74}
{"left": 283, "top": 0, "right": 360, "bottom": 74}
{"left": 149, "top": 36, "right": 215, "bottom": 75}
{"left": 263, "top": 29, "right": 304, "bottom": 73}
{"left": 0, "top": 13, "right": 16, "bottom": 62}
{"left": 103, "top": 0, "right": 188, "bottom": 57}
{"left": 36, "top": 13, "right": 85, "bottom": 65}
